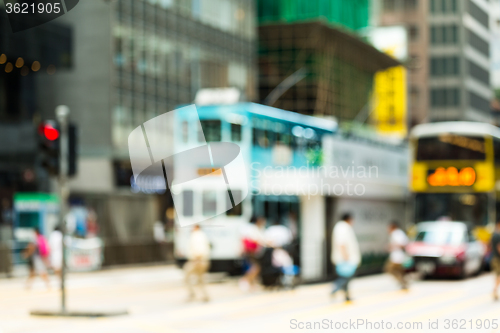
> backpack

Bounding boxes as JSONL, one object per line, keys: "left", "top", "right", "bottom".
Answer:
{"left": 242, "top": 237, "right": 258, "bottom": 254}
{"left": 37, "top": 235, "right": 50, "bottom": 257}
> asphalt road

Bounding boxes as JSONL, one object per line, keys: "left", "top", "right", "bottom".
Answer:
{"left": 0, "top": 265, "right": 499, "bottom": 333}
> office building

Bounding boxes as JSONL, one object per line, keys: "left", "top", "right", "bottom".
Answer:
{"left": 378, "top": 0, "right": 492, "bottom": 123}
{"left": 36, "top": 0, "right": 257, "bottom": 264}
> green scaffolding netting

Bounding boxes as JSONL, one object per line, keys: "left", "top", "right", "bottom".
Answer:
{"left": 258, "top": 0, "right": 370, "bottom": 31}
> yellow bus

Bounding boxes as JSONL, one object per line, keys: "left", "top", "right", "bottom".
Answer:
{"left": 409, "top": 122, "right": 500, "bottom": 242}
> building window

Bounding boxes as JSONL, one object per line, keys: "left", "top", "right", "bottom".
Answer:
{"left": 430, "top": 24, "right": 459, "bottom": 45}
{"left": 409, "top": 25, "right": 419, "bottom": 41}
{"left": 450, "top": 25, "right": 458, "bottom": 44}
{"left": 446, "top": 89, "right": 459, "bottom": 106}
{"left": 431, "top": 88, "right": 460, "bottom": 107}
{"left": 468, "top": 29, "right": 490, "bottom": 57}
{"left": 468, "top": 0, "right": 488, "bottom": 28}
{"left": 431, "top": 26, "right": 438, "bottom": 44}
{"left": 451, "top": 0, "right": 457, "bottom": 13}
{"left": 384, "top": 0, "right": 397, "bottom": 11}
{"left": 410, "top": 88, "right": 420, "bottom": 109}
{"left": 441, "top": 0, "right": 447, "bottom": 12}
{"left": 431, "top": 0, "right": 459, "bottom": 14}
{"left": 469, "top": 91, "right": 490, "bottom": 112}
{"left": 409, "top": 55, "right": 421, "bottom": 71}
{"left": 430, "top": 0, "right": 438, "bottom": 13}
{"left": 430, "top": 56, "right": 460, "bottom": 76}
{"left": 404, "top": 0, "right": 417, "bottom": 11}
{"left": 468, "top": 60, "right": 490, "bottom": 86}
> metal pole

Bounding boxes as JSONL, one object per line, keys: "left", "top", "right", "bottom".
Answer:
{"left": 56, "top": 105, "right": 69, "bottom": 314}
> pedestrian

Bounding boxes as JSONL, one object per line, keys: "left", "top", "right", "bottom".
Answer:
{"left": 491, "top": 219, "right": 500, "bottom": 301}
{"left": 24, "top": 228, "right": 51, "bottom": 290}
{"left": 264, "top": 220, "right": 293, "bottom": 249}
{"left": 239, "top": 216, "right": 266, "bottom": 291}
{"left": 184, "top": 224, "right": 211, "bottom": 302}
{"left": 331, "top": 213, "right": 361, "bottom": 302}
{"left": 384, "top": 221, "right": 409, "bottom": 290}
{"left": 49, "top": 226, "right": 63, "bottom": 277}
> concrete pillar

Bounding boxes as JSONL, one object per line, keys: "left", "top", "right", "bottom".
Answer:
{"left": 300, "top": 194, "right": 326, "bottom": 281}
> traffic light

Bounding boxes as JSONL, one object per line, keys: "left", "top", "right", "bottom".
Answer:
{"left": 38, "top": 121, "right": 60, "bottom": 176}
{"left": 68, "top": 124, "right": 77, "bottom": 177}
{"left": 38, "top": 121, "right": 78, "bottom": 177}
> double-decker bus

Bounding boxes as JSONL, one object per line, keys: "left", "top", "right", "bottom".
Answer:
{"left": 173, "top": 102, "right": 337, "bottom": 273}
{"left": 409, "top": 122, "right": 500, "bottom": 241}
{"left": 172, "top": 101, "right": 409, "bottom": 280}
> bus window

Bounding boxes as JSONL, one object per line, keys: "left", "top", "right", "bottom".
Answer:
{"left": 494, "top": 138, "right": 500, "bottom": 164}
{"left": 416, "top": 135, "right": 485, "bottom": 160}
{"left": 226, "top": 190, "right": 243, "bottom": 216}
{"left": 266, "top": 129, "right": 276, "bottom": 147}
{"left": 199, "top": 120, "right": 221, "bottom": 142}
{"left": 253, "top": 127, "right": 269, "bottom": 148}
{"left": 231, "top": 123, "right": 242, "bottom": 142}
{"left": 307, "top": 138, "right": 321, "bottom": 150}
{"left": 414, "top": 193, "right": 488, "bottom": 226}
{"left": 182, "top": 190, "right": 194, "bottom": 217}
{"left": 202, "top": 190, "right": 217, "bottom": 216}
{"left": 277, "top": 131, "right": 291, "bottom": 146}
{"left": 182, "top": 121, "right": 189, "bottom": 143}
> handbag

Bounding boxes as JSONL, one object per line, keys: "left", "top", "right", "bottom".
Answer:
{"left": 402, "top": 254, "right": 414, "bottom": 269}
{"left": 336, "top": 262, "right": 357, "bottom": 278}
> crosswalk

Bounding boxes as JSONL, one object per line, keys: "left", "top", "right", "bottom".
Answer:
{"left": 0, "top": 266, "right": 499, "bottom": 333}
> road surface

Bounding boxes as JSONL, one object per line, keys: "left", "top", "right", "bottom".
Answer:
{"left": 0, "top": 265, "right": 499, "bottom": 333}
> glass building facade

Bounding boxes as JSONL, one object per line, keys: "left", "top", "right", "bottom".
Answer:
{"left": 111, "top": 0, "right": 257, "bottom": 149}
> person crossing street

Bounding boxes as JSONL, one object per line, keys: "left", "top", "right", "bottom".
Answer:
{"left": 331, "top": 213, "right": 361, "bottom": 302}
{"left": 385, "top": 221, "right": 409, "bottom": 290}
{"left": 184, "top": 225, "right": 211, "bottom": 302}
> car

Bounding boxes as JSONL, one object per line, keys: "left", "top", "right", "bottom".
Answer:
{"left": 406, "top": 221, "right": 486, "bottom": 279}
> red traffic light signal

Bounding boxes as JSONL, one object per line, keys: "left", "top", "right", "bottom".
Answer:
{"left": 37, "top": 121, "right": 78, "bottom": 177}
{"left": 38, "top": 122, "right": 60, "bottom": 141}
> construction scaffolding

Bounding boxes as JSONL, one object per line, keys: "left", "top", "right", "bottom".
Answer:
{"left": 257, "top": 0, "right": 370, "bottom": 32}
{"left": 258, "top": 22, "right": 400, "bottom": 121}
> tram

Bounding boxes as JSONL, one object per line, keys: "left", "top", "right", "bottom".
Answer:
{"left": 172, "top": 102, "right": 337, "bottom": 273}
{"left": 409, "top": 121, "right": 500, "bottom": 242}
{"left": 173, "top": 102, "right": 409, "bottom": 281}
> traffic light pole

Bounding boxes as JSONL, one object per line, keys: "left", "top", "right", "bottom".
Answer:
{"left": 30, "top": 106, "right": 127, "bottom": 318}
{"left": 56, "top": 105, "right": 69, "bottom": 314}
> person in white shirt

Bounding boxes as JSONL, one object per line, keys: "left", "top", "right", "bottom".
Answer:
{"left": 385, "top": 221, "right": 409, "bottom": 290}
{"left": 331, "top": 213, "right": 361, "bottom": 302}
{"left": 184, "top": 225, "right": 211, "bottom": 302}
{"left": 49, "top": 226, "right": 63, "bottom": 277}
{"left": 264, "top": 221, "right": 293, "bottom": 248}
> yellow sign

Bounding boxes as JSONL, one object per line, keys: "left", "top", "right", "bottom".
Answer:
{"left": 411, "top": 163, "right": 428, "bottom": 191}
{"left": 372, "top": 65, "right": 407, "bottom": 137}
{"left": 473, "top": 162, "right": 495, "bottom": 192}
{"left": 197, "top": 168, "right": 222, "bottom": 176}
